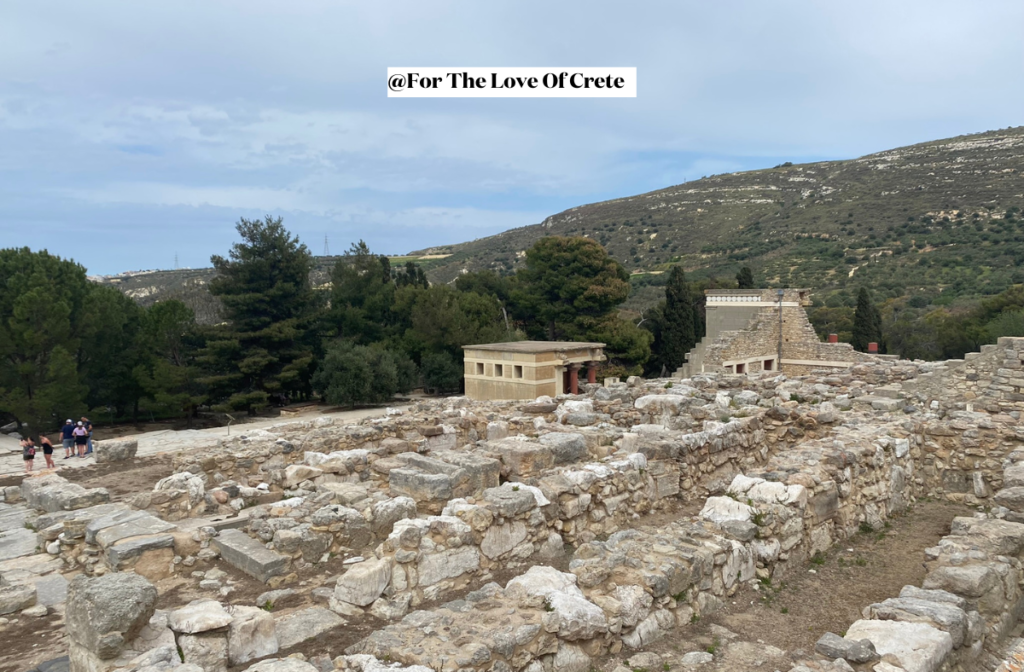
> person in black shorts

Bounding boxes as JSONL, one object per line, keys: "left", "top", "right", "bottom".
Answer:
{"left": 73, "top": 422, "right": 89, "bottom": 458}
{"left": 21, "top": 438, "right": 35, "bottom": 473}
{"left": 39, "top": 434, "right": 55, "bottom": 469}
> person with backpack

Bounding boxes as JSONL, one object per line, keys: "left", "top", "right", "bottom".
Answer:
{"left": 39, "top": 434, "right": 55, "bottom": 469}
{"left": 73, "top": 421, "right": 89, "bottom": 458}
{"left": 21, "top": 437, "right": 36, "bottom": 473}
{"left": 81, "top": 417, "right": 93, "bottom": 454}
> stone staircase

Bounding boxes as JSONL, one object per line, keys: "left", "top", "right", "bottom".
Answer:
{"left": 675, "top": 307, "right": 776, "bottom": 379}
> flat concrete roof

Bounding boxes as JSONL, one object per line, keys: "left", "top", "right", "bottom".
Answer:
{"left": 462, "top": 341, "right": 606, "bottom": 353}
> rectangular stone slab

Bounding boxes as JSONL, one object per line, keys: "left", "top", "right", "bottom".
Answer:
{"left": 274, "top": 607, "right": 345, "bottom": 649}
{"left": 0, "top": 527, "right": 38, "bottom": 562}
{"left": 0, "top": 502, "right": 37, "bottom": 533}
{"left": 212, "top": 529, "right": 290, "bottom": 583}
{"left": 85, "top": 509, "right": 154, "bottom": 544}
{"left": 106, "top": 534, "right": 176, "bottom": 566}
{"left": 94, "top": 515, "right": 177, "bottom": 548}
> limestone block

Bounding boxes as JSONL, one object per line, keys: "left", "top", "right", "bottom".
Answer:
{"left": 154, "top": 471, "right": 205, "bottom": 505}
{"left": 228, "top": 605, "right": 279, "bottom": 666}
{"left": 699, "top": 496, "right": 753, "bottom": 525}
{"left": 282, "top": 465, "right": 323, "bottom": 489}
{"left": 482, "top": 486, "right": 537, "bottom": 517}
{"left": 489, "top": 440, "right": 554, "bottom": 479}
{"left": 844, "top": 620, "right": 952, "bottom": 672}
{"left": 538, "top": 433, "right": 588, "bottom": 465}
{"left": 0, "top": 582, "right": 36, "bottom": 615}
{"left": 486, "top": 421, "right": 509, "bottom": 440}
{"left": 481, "top": 521, "right": 528, "bottom": 559}
{"left": 814, "top": 632, "right": 879, "bottom": 663}
{"left": 94, "top": 438, "right": 138, "bottom": 463}
{"left": 389, "top": 469, "right": 452, "bottom": 504}
{"left": 417, "top": 546, "right": 480, "bottom": 586}
{"left": 371, "top": 497, "right": 417, "bottom": 537}
{"left": 505, "top": 566, "right": 585, "bottom": 606}
{"left": 866, "top": 597, "right": 968, "bottom": 648}
{"left": 168, "top": 599, "right": 233, "bottom": 634}
{"left": 179, "top": 631, "right": 229, "bottom": 672}
{"left": 212, "top": 529, "right": 291, "bottom": 583}
{"left": 334, "top": 557, "right": 392, "bottom": 606}
{"left": 243, "top": 659, "right": 319, "bottom": 672}
{"left": 273, "top": 607, "right": 345, "bottom": 649}
{"left": 923, "top": 565, "right": 999, "bottom": 599}
{"left": 994, "top": 486, "right": 1024, "bottom": 512}
{"left": 65, "top": 573, "right": 158, "bottom": 660}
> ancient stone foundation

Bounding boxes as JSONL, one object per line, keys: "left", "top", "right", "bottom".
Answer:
{"left": 12, "top": 338, "right": 1024, "bottom": 672}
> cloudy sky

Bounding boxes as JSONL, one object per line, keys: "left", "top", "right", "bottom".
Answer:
{"left": 2, "top": 1, "right": 1022, "bottom": 275}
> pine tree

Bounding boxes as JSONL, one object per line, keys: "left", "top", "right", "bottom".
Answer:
{"left": 327, "top": 241, "right": 395, "bottom": 343}
{"left": 736, "top": 266, "right": 755, "bottom": 289}
{"left": 0, "top": 248, "right": 89, "bottom": 434}
{"left": 200, "top": 216, "right": 319, "bottom": 414}
{"left": 511, "top": 236, "right": 630, "bottom": 340}
{"left": 661, "top": 265, "right": 696, "bottom": 370}
{"left": 852, "top": 287, "right": 882, "bottom": 352}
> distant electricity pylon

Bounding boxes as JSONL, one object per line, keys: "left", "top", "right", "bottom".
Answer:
{"left": 174, "top": 253, "right": 179, "bottom": 269}
{"left": 323, "top": 235, "right": 330, "bottom": 256}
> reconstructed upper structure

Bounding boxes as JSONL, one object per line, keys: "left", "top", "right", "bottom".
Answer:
{"left": 676, "top": 288, "right": 879, "bottom": 378}
{"left": 462, "top": 341, "right": 606, "bottom": 400}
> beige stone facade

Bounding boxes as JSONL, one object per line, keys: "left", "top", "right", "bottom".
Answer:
{"left": 676, "top": 288, "right": 879, "bottom": 378}
{"left": 462, "top": 341, "right": 606, "bottom": 401}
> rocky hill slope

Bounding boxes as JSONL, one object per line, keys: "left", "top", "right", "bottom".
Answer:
{"left": 100, "top": 127, "right": 1024, "bottom": 316}
{"left": 417, "top": 126, "right": 1024, "bottom": 307}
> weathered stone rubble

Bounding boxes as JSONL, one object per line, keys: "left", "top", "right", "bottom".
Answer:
{"left": 16, "top": 336, "right": 1024, "bottom": 672}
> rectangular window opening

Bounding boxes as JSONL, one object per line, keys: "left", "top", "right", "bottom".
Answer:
{"left": 735, "top": 363, "right": 746, "bottom": 374}
{"left": 514, "top": 365, "right": 523, "bottom": 378}
{"left": 476, "top": 362, "right": 484, "bottom": 375}
{"left": 494, "top": 364, "right": 503, "bottom": 377}
{"left": 763, "top": 359, "right": 774, "bottom": 371}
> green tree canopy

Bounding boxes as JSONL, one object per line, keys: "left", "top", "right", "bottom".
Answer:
{"left": 420, "top": 352, "right": 463, "bottom": 393}
{"left": 736, "top": 266, "right": 755, "bottom": 289}
{"left": 201, "top": 216, "right": 319, "bottom": 413}
{"left": 78, "top": 285, "right": 147, "bottom": 418}
{"left": 133, "top": 300, "right": 204, "bottom": 423}
{"left": 312, "top": 341, "right": 414, "bottom": 408}
{"left": 512, "top": 236, "right": 630, "bottom": 340}
{"left": 0, "top": 248, "right": 89, "bottom": 434}
{"left": 327, "top": 241, "right": 396, "bottom": 343}
{"left": 852, "top": 287, "right": 884, "bottom": 352}
{"left": 395, "top": 284, "right": 514, "bottom": 359}
{"left": 661, "top": 266, "right": 697, "bottom": 370}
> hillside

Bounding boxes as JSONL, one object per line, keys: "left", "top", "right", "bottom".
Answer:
{"left": 416, "top": 127, "right": 1024, "bottom": 309}
{"left": 101, "top": 127, "right": 1024, "bottom": 318}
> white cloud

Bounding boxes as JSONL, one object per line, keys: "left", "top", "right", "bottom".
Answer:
{"left": 1, "top": 0, "right": 1023, "bottom": 272}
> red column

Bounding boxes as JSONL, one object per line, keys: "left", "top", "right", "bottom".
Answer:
{"left": 587, "top": 362, "right": 597, "bottom": 384}
{"left": 569, "top": 365, "right": 579, "bottom": 395}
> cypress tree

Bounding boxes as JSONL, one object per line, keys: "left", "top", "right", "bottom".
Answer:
{"left": 852, "top": 287, "right": 882, "bottom": 351}
{"left": 661, "top": 265, "right": 696, "bottom": 370}
{"left": 736, "top": 266, "right": 755, "bottom": 289}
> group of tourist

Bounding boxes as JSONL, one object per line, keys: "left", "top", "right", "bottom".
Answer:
{"left": 20, "top": 417, "right": 93, "bottom": 474}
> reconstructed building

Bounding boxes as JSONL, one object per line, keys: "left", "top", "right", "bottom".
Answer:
{"left": 675, "top": 288, "right": 879, "bottom": 378}
{"left": 462, "top": 341, "right": 606, "bottom": 401}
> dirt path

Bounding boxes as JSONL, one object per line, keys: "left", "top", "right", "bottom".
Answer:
{"left": 600, "top": 500, "right": 972, "bottom": 670}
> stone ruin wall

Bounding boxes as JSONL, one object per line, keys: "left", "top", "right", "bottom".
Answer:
{"left": 700, "top": 304, "right": 880, "bottom": 377}
{"left": 12, "top": 338, "right": 1024, "bottom": 672}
